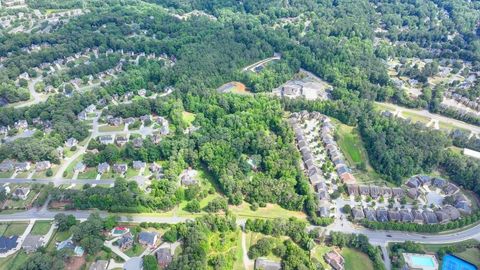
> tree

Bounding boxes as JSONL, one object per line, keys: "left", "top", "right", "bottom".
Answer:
{"left": 54, "top": 214, "right": 76, "bottom": 231}
{"left": 185, "top": 199, "right": 201, "bottom": 213}
{"left": 143, "top": 255, "right": 158, "bottom": 270}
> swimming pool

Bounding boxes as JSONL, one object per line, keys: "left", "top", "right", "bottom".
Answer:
{"left": 410, "top": 255, "right": 435, "bottom": 267}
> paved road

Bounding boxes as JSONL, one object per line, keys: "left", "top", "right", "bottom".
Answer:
{"left": 377, "top": 102, "right": 480, "bottom": 134}
{"left": 0, "top": 178, "right": 115, "bottom": 186}
{"left": 242, "top": 55, "right": 281, "bottom": 72}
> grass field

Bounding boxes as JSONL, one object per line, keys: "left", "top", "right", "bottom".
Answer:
{"left": 124, "top": 244, "right": 145, "bottom": 257}
{"left": 98, "top": 124, "right": 125, "bottom": 132}
{"left": 455, "top": 248, "right": 480, "bottom": 267}
{"left": 334, "top": 123, "right": 365, "bottom": 166}
{"left": 182, "top": 111, "right": 196, "bottom": 126}
{"left": 0, "top": 250, "right": 28, "bottom": 270}
{"left": 46, "top": 230, "right": 71, "bottom": 252}
{"left": 78, "top": 168, "right": 98, "bottom": 179}
{"left": 2, "top": 223, "right": 28, "bottom": 237}
{"left": 0, "top": 171, "right": 13, "bottom": 178}
{"left": 0, "top": 224, "right": 8, "bottom": 236}
{"left": 30, "top": 221, "right": 52, "bottom": 235}
{"left": 312, "top": 245, "right": 333, "bottom": 269}
{"left": 401, "top": 111, "right": 431, "bottom": 124}
{"left": 342, "top": 248, "right": 374, "bottom": 270}
{"left": 207, "top": 230, "right": 243, "bottom": 270}
{"left": 230, "top": 202, "right": 306, "bottom": 220}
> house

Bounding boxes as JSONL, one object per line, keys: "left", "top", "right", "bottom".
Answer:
{"left": 132, "top": 161, "right": 146, "bottom": 170}
{"left": 113, "top": 164, "right": 128, "bottom": 174}
{"left": 89, "top": 260, "right": 109, "bottom": 270}
{"left": 85, "top": 104, "right": 96, "bottom": 113}
{"left": 75, "top": 162, "right": 86, "bottom": 173}
{"left": 0, "top": 236, "right": 18, "bottom": 253}
{"left": 181, "top": 168, "right": 198, "bottom": 186}
{"left": 318, "top": 206, "right": 329, "bottom": 217}
{"left": 155, "top": 247, "right": 173, "bottom": 269}
{"left": 347, "top": 184, "right": 359, "bottom": 196}
{"left": 116, "top": 136, "right": 128, "bottom": 146}
{"left": 417, "top": 175, "right": 431, "bottom": 186}
{"left": 369, "top": 186, "right": 381, "bottom": 198}
{"left": 14, "top": 120, "right": 28, "bottom": 129}
{"left": 99, "top": 135, "right": 114, "bottom": 145}
{"left": 0, "top": 126, "right": 8, "bottom": 135}
{"left": 138, "top": 231, "right": 158, "bottom": 248}
{"left": 22, "top": 235, "right": 42, "bottom": 253}
{"left": 132, "top": 138, "right": 143, "bottom": 148}
{"left": 149, "top": 163, "right": 162, "bottom": 173}
{"left": 0, "top": 161, "right": 14, "bottom": 172}
{"left": 443, "top": 183, "right": 460, "bottom": 195}
{"left": 108, "top": 117, "right": 123, "bottom": 126}
{"left": 388, "top": 210, "right": 401, "bottom": 222}
{"left": 254, "top": 258, "right": 281, "bottom": 270}
{"left": 78, "top": 111, "right": 88, "bottom": 121}
{"left": 435, "top": 210, "right": 450, "bottom": 224}
{"left": 57, "top": 239, "right": 75, "bottom": 251}
{"left": 15, "top": 162, "right": 30, "bottom": 172}
{"left": 151, "top": 134, "right": 162, "bottom": 144}
{"left": 65, "top": 137, "right": 78, "bottom": 147}
{"left": 381, "top": 187, "right": 393, "bottom": 197}
{"left": 412, "top": 210, "right": 424, "bottom": 224}
{"left": 111, "top": 227, "right": 130, "bottom": 236}
{"left": 352, "top": 207, "right": 365, "bottom": 221}
{"left": 422, "top": 210, "right": 438, "bottom": 224}
{"left": 324, "top": 250, "right": 345, "bottom": 270}
{"left": 35, "top": 161, "right": 51, "bottom": 171}
{"left": 400, "top": 210, "right": 414, "bottom": 222}
{"left": 391, "top": 188, "right": 404, "bottom": 198}
{"left": 455, "top": 200, "right": 472, "bottom": 215}
{"left": 407, "top": 188, "right": 419, "bottom": 199}
{"left": 138, "top": 89, "right": 147, "bottom": 97}
{"left": 98, "top": 162, "right": 110, "bottom": 174}
{"left": 432, "top": 178, "right": 447, "bottom": 188}
{"left": 359, "top": 185, "right": 370, "bottom": 196}
{"left": 376, "top": 208, "right": 389, "bottom": 222}
{"left": 13, "top": 187, "right": 30, "bottom": 200}
{"left": 124, "top": 117, "right": 135, "bottom": 126}
{"left": 364, "top": 208, "right": 377, "bottom": 222}
{"left": 443, "top": 205, "right": 461, "bottom": 220}
{"left": 406, "top": 177, "right": 421, "bottom": 188}
{"left": 117, "top": 232, "right": 134, "bottom": 250}
{"left": 140, "top": 115, "right": 151, "bottom": 122}
{"left": 340, "top": 173, "right": 356, "bottom": 184}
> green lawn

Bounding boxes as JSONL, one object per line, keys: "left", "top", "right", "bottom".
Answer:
{"left": 0, "top": 171, "right": 13, "bottom": 178}
{"left": 30, "top": 221, "right": 52, "bottom": 235}
{"left": 335, "top": 123, "right": 365, "bottom": 166}
{"left": 46, "top": 230, "right": 71, "bottom": 252}
{"left": 2, "top": 223, "right": 28, "bottom": 237}
{"left": 124, "top": 244, "right": 145, "bottom": 257}
{"left": 455, "top": 248, "right": 480, "bottom": 267}
{"left": 0, "top": 224, "right": 8, "bottom": 236}
{"left": 229, "top": 202, "right": 306, "bottom": 220}
{"left": 342, "top": 248, "right": 374, "bottom": 270}
{"left": 78, "top": 168, "right": 98, "bottom": 179}
{"left": 207, "top": 230, "right": 243, "bottom": 269}
{"left": 6, "top": 190, "right": 38, "bottom": 209}
{"left": 401, "top": 111, "right": 431, "bottom": 124}
{"left": 98, "top": 124, "right": 125, "bottom": 132}
{"left": 0, "top": 250, "right": 29, "bottom": 270}
{"left": 182, "top": 111, "right": 196, "bottom": 126}
{"left": 312, "top": 245, "right": 333, "bottom": 269}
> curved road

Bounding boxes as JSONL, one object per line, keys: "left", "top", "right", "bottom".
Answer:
{"left": 1, "top": 206, "right": 479, "bottom": 245}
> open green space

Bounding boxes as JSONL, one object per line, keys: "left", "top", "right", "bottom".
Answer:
{"left": 401, "top": 111, "right": 431, "bottom": 124}
{"left": 98, "top": 124, "right": 125, "bottom": 132}
{"left": 2, "top": 223, "right": 28, "bottom": 237}
{"left": 124, "top": 244, "right": 146, "bottom": 257}
{"left": 78, "top": 168, "right": 98, "bottom": 179}
{"left": 182, "top": 111, "right": 196, "bottom": 126}
{"left": 30, "top": 221, "right": 52, "bottom": 235}
{"left": 207, "top": 230, "right": 243, "bottom": 270}
{"left": 0, "top": 250, "right": 29, "bottom": 270}
{"left": 312, "top": 245, "right": 333, "bottom": 269}
{"left": 341, "top": 247, "right": 374, "bottom": 270}
{"left": 0, "top": 171, "right": 13, "bottom": 178}
{"left": 334, "top": 123, "right": 366, "bottom": 166}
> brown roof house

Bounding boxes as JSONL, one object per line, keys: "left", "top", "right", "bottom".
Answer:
{"left": 324, "top": 250, "right": 345, "bottom": 270}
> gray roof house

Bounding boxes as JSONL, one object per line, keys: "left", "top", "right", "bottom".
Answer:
{"left": 132, "top": 138, "right": 143, "bottom": 148}
{"left": 138, "top": 231, "right": 158, "bottom": 247}
{"left": 435, "top": 210, "right": 450, "bottom": 224}
{"left": 0, "top": 161, "right": 14, "bottom": 172}
{"left": 388, "top": 210, "right": 401, "bottom": 222}
{"left": 369, "top": 186, "right": 381, "bottom": 198}
{"left": 35, "top": 161, "right": 51, "bottom": 171}
{"left": 89, "top": 260, "right": 108, "bottom": 270}
{"left": 352, "top": 207, "right": 365, "bottom": 220}
{"left": 22, "top": 235, "right": 43, "bottom": 253}
{"left": 443, "top": 205, "right": 461, "bottom": 220}
{"left": 347, "top": 184, "right": 359, "bottom": 196}
{"left": 99, "top": 135, "right": 114, "bottom": 145}
{"left": 156, "top": 247, "right": 173, "bottom": 269}
{"left": 376, "top": 208, "right": 389, "bottom": 223}
{"left": 443, "top": 183, "right": 460, "bottom": 195}
{"left": 117, "top": 232, "right": 133, "bottom": 250}
{"left": 432, "top": 178, "right": 447, "bottom": 188}
{"left": 412, "top": 210, "right": 424, "bottom": 224}
{"left": 255, "top": 258, "right": 281, "bottom": 270}
{"left": 13, "top": 187, "right": 30, "bottom": 200}
{"left": 98, "top": 162, "right": 110, "bottom": 174}
{"left": 407, "top": 188, "right": 419, "bottom": 199}
{"left": 364, "top": 208, "right": 377, "bottom": 222}
{"left": 391, "top": 188, "right": 404, "bottom": 198}
{"left": 132, "top": 161, "right": 146, "bottom": 170}
{"left": 400, "top": 210, "right": 413, "bottom": 222}
{"left": 359, "top": 185, "right": 370, "bottom": 196}
{"left": 423, "top": 210, "right": 438, "bottom": 224}
{"left": 113, "top": 164, "right": 128, "bottom": 174}
{"left": 406, "top": 177, "right": 421, "bottom": 188}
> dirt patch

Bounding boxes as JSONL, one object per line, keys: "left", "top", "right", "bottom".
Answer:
{"left": 49, "top": 201, "right": 70, "bottom": 209}
{"left": 65, "top": 256, "right": 85, "bottom": 270}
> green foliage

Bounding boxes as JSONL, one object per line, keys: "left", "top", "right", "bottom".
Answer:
{"left": 143, "top": 255, "right": 159, "bottom": 270}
